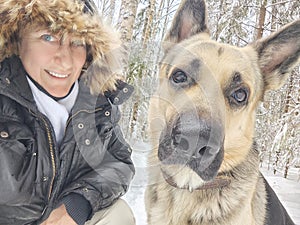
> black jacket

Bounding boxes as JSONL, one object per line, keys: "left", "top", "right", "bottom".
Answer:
{"left": 0, "top": 56, "right": 135, "bottom": 225}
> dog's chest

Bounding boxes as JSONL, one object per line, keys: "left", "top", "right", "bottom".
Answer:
{"left": 153, "top": 185, "right": 257, "bottom": 225}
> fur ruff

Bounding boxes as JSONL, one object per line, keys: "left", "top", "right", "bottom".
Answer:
{"left": 0, "top": 0, "right": 123, "bottom": 94}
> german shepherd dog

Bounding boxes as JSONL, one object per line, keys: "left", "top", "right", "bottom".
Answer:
{"left": 145, "top": 0, "right": 300, "bottom": 224}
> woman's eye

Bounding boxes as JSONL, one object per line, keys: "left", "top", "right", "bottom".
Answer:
{"left": 41, "top": 34, "right": 56, "bottom": 42}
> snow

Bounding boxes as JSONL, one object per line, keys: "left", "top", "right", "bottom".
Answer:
{"left": 261, "top": 166, "right": 300, "bottom": 224}
{"left": 124, "top": 141, "right": 300, "bottom": 225}
{"left": 124, "top": 140, "right": 149, "bottom": 225}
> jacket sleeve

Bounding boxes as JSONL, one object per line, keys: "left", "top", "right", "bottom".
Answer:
{"left": 61, "top": 193, "right": 92, "bottom": 225}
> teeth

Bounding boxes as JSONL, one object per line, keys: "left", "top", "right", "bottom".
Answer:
{"left": 48, "top": 71, "right": 69, "bottom": 78}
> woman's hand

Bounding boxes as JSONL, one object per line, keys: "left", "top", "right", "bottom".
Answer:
{"left": 40, "top": 204, "right": 77, "bottom": 225}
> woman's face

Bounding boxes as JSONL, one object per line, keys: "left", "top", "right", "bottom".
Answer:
{"left": 18, "top": 27, "right": 87, "bottom": 97}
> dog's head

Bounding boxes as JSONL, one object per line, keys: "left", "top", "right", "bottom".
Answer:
{"left": 148, "top": 0, "right": 300, "bottom": 190}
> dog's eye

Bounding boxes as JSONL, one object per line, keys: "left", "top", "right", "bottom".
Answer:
{"left": 171, "top": 70, "right": 188, "bottom": 83}
{"left": 231, "top": 88, "right": 248, "bottom": 103}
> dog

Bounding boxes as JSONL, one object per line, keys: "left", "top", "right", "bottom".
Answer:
{"left": 145, "top": 0, "right": 300, "bottom": 224}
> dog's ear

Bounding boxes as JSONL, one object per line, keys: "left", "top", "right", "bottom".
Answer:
{"left": 253, "top": 20, "right": 300, "bottom": 91}
{"left": 163, "top": 0, "right": 209, "bottom": 50}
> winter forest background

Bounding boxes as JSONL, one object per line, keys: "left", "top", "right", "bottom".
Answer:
{"left": 94, "top": 0, "right": 300, "bottom": 179}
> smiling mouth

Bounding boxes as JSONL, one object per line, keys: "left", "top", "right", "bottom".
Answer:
{"left": 46, "top": 70, "right": 69, "bottom": 78}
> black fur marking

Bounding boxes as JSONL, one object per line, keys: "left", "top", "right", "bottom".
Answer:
{"left": 169, "top": 59, "right": 200, "bottom": 89}
{"left": 152, "top": 188, "right": 158, "bottom": 204}
{"left": 263, "top": 177, "right": 295, "bottom": 225}
{"left": 224, "top": 72, "right": 250, "bottom": 109}
{"left": 218, "top": 47, "right": 224, "bottom": 56}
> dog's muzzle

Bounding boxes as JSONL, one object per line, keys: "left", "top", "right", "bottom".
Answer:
{"left": 158, "top": 111, "right": 224, "bottom": 182}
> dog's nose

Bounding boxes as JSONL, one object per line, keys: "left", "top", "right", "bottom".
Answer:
{"left": 158, "top": 112, "right": 224, "bottom": 181}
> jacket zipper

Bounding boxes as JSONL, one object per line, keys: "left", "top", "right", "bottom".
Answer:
{"left": 41, "top": 116, "right": 56, "bottom": 200}
{"left": 30, "top": 110, "right": 56, "bottom": 201}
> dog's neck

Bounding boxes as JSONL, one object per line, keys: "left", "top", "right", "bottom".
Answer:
{"left": 162, "top": 169, "right": 231, "bottom": 192}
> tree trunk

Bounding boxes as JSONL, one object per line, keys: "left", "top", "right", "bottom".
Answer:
{"left": 142, "top": 0, "right": 156, "bottom": 46}
{"left": 284, "top": 154, "right": 290, "bottom": 178}
{"left": 283, "top": 71, "right": 294, "bottom": 115}
{"left": 118, "top": 0, "right": 139, "bottom": 42}
{"left": 256, "top": 0, "right": 267, "bottom": 39}
{"left": 214, "top": 0, "right": 224, "bottom": 41}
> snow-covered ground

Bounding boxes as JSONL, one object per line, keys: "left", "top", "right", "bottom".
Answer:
{"left": 124, "top": 141, "right": 149, "bottom": 225}
{"left": 124, "top": 141, "right": 300, "bottom": 225}
{"left": 261, "top": 166, "right": 300, "bottom": 224}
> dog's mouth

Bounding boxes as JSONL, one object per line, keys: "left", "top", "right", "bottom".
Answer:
{"left": 161, "top": 169, "right": 231, "bottom": 191}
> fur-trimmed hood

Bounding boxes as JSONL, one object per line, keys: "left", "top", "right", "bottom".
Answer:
{"left": 0, "top": 0, "right": 124, "bottom": 94}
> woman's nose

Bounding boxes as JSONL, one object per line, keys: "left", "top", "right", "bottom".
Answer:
{"left": 54, "top": 42, "right": 73, "bottom": 69}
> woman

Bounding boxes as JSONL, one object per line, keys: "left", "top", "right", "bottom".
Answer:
{"left": 0, "top": 0, "right": 135, "bottom": 224}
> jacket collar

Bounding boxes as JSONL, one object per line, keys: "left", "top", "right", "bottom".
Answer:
{"left": 105, "top": 80, "right": 134, "bottom": 106}
{"left": 73, "top": 79, "right": 134, "bottom": 112}
{"left": 0, "top": 55, "right": 37, "bottom": 109}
